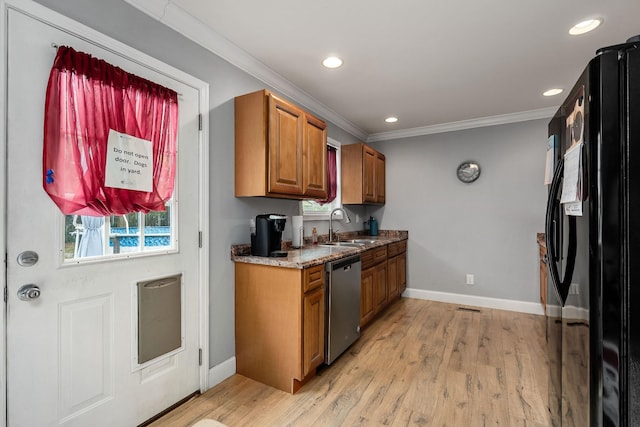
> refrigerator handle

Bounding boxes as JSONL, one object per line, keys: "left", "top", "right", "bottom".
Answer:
{"left": 545, "top": 159, "right": 578, "bottom": 303}
{"left": 545, "top": 159, "right": 563, "bottom": 259}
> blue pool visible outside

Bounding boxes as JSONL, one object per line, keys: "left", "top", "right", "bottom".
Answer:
{"left": 110, "top": 226, "right": 171, "bottom": 247}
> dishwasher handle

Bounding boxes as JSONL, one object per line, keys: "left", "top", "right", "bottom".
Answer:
{"left": 326, "top": 255, "right": 361, "bottom": 271}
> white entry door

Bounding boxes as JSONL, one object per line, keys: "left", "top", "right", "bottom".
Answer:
{"left": 4, "top": 4, "right": 207, "bottom": 426}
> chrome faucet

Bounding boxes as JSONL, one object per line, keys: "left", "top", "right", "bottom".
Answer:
{"left": 329, "top": 207, "right": 351, "bottom": 243}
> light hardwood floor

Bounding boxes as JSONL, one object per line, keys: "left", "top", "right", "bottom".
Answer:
{"left": 151, "top": 298, "right": 549, "bottom": 427}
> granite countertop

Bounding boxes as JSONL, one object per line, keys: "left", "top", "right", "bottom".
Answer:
{"left": 231, "top": 230, "right": 408, "bottom": 269}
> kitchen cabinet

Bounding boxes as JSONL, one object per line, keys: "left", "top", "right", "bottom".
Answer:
{"left": 341, "top": 143, "right": 386, "bottom": 204}
{"left": 387, "top": 255, "right": 398, "bottom": 301}
{"left": 235, "top": 262, "right": 324, "bottom": 393}
{"left": 303, "top": 265, "right": 325, "bottom": 374}
{"left": 302, "top": 113, "right": 328, "bottom": 198}
{"left": 539, "top": 239, "right": 547, "bottom": 314}
{"left": 360, "top": 245, "right": 388, "bottom": 328}
{"left": 360, "top": 240, "right": 408, "bottom": 328}
{"left": 360, "top": 265, "right": 375, "bottom": 328}
{"left": 374, "top": 151, "right": 386, "bottom": 203}
{"left": 398, "top": 252, "right": 407, "bottom": 294}
{"left": 235, "top": 89, "right": 327, "bottom": 199}
{"left": 387, "top": 240, "right": 407, "bottom": 300}
{"left": 374, "top": 261, "right": 388, "bottom": 313}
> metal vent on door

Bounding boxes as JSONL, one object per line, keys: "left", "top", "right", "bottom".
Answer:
{"left": 137, "top": 274, "right": 182, "bottom": 364}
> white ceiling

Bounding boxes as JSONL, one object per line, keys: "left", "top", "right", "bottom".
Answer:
{"left": 128, "top": 0, "right": 640, "bottom": 141}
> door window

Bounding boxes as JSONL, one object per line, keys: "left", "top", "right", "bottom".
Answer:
{"left": 63, "top": 200, "right": 175, "bottom": 262}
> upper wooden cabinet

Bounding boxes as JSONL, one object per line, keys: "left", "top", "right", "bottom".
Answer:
{"left": 302, "top": 113, "right": 328, "bottom": 198}
{"left": 341, "top": 143, "right": 386, "bottom": 204}
{"left": 235, "top": 89, "right": 327, "bottom": 199}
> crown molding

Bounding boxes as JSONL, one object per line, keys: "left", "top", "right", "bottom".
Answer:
{"left": 366, "top": 107, "right": 558, "bottom": 142}
{"left": 124, "top": 0, "right": 369, "bottom": 141}
{"left": 125, "top": 0, "right": 558, "bottom": 144}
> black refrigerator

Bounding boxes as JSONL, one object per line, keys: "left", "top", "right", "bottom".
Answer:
{"left": 545, "top": 36, "right": 640, "bottom": 426}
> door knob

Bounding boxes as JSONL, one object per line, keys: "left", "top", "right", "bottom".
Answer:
{"left": 17, "top": 284, "right": 40, "bottom": 301}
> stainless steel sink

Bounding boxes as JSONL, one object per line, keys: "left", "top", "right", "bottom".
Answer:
{"left": 320, "top": 241, "right": 365, "bottom": 247}
{"left": 340, "top": 239, "right": 379, "bottom": 244}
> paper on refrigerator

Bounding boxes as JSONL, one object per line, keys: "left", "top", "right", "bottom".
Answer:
{"left": 544, "top": 135, "right": 557, "bottom": 185}
{"left": 560, "top": 141, "right": 583, "bottom": 216}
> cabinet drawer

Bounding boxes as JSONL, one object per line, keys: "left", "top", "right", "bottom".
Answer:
{"left": 388, "top": 240, "right": 407, "bottom": 257}
{"left": 361, "top": 249, "right": 375, "bottom": 270}
{"left": 373, "top": 246, "right": 387, "bottom": 264}
{"left": 304, "top": 264, "right": 325, "bottom": 293}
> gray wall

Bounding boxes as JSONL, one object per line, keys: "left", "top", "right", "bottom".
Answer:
{"left": 368, "top": 119, "right": 548, "bottom": 303}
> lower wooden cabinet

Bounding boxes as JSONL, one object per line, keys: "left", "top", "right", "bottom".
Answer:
{"left": 235, "top": 262, "right": 324, "bottom": 393}
{"left": 360, "top": 266, "right": 375, "bottom": 327}
{"left": 539, "top": 242, "right": 547, "bottom": 314}
{"left": 387, "top": 255, "right": 399, "bottom": 300}
{"left": 387, "top": 240, "right": 407, "bottom": 300}
{"left": 360, "top": 247, "right": 387, "bottom": 328}
{"left": 303, "top": 286, "right": 324, "bottom": 375}
{"left": 360, "top": 240, "right": 408, "bottom": 329}
{"left": 374, "top": 261, "right": 388, "bottom": 313}
{"left": 398, "top": 252, "right": 407, "bottom": 294}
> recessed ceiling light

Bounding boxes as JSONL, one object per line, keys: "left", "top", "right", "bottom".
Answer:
{"left": 543, "top": 88, "right": 564, "bottom": 97}
{"left": 322, "top": 56, "right": 343, "bottom": 69}
{"left": 569, "top": 18, "right": 602, "bottom": 35}
{"left": 385, "top": 117, "right": 398, "bottom": 123}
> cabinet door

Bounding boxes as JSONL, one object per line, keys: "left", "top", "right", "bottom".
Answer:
{"left": 268, "top": 94, "right": 303, "bottom": 195}
{"left": 360, "top": 266, "right": 375, "bottom": 327}
{"left": 398, "top": 252, "right": 407, "bottom": 294}
{"left": 302, "top": 113, "right": 327, "bottom": 198}
{"left": 375, "top": 153, "right": 385, "bottom": 204}
{"left": 363, "top": 146, "right": 376, "bottom": 202}
{"left": 540, "top": 246, "right": 547, "bottom": 314}
{"left": 373, "top": 261, "right": 388, "bottom": 313}
{"left": 387, "top": 256, "right": 398, "bottom": 301}
{"left": 303, "top": 287, "right": 325, "bottom": 376}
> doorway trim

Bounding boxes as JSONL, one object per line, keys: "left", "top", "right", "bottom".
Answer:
{"left": 0, "top": 1, "right": 210, "bottom": 425}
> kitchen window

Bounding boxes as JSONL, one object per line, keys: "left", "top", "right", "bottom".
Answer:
{"left": 301, "top": 139, "right": 343, "bottom": 219}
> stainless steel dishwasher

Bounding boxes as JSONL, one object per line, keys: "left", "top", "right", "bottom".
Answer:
{"left": 325, "top": 254, "right": 361, "bottom": 365}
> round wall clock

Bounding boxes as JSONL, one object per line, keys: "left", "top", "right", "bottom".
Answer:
{"left": 456, "top": 161, "right": 481, "bottom": 183}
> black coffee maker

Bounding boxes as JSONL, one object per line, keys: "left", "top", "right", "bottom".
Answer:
{"left": 251, "top": 214, "right": 287, "bottom": 257}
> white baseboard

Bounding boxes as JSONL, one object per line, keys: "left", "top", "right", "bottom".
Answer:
{"left": 403, "top": 287, "right": 545, "bottom": 316}
{"left": 562, "top": 305, "right": 589, "bottom": 322}
{"left": 207, "top": 356, "right": 236, "bottom": 390}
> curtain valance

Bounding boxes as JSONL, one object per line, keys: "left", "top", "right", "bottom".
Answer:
{"left": 43, "top": 46, "right": 178, "bottom": 216}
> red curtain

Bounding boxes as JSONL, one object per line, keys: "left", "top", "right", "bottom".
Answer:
{"left": 43, "top": 46, "right": 178, "bottom": 216}
{"left": 319, "top": 146, "right": 337, "bottom": 205}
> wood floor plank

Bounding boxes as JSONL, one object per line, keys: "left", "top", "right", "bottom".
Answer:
{"left": 470, "top": 364, "right": 510, "bottom": 426}
{"left": 150, "top": 299, "right": 549, "bottom": 427}
{"left": 447, "top": 308, "right": 481, "bottom": 373}
{"left": 476, "top": 309, "right": 505, "bottom": 368}
{"left": 429, "top": 370, "right": 474, "bottom": 426}
{"left": 499, "top": 311, "right": 549, "bottom": 425}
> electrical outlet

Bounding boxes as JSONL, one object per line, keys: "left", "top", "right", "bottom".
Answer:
{"left": 355, "top": 214, "right": 360, "bottom": 223}
{"left": 466, "top": 274, "right": 474, "bottom": 285}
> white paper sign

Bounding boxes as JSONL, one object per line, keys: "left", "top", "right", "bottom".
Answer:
{"left": 564, "top": 202, "right": 583, "bottom": 216}
{"left": 544, "top": 135, "right": 557, "bottom": 185}
{"left": 104, "top": 129, "right": 153, "bottom": 192}
{"left": 560, "top": 142, "right": 584, "bottom": 216}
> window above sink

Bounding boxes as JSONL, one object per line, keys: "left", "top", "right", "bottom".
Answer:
{"left": 301, "top": 138, "right": 345, "bottom": 221}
